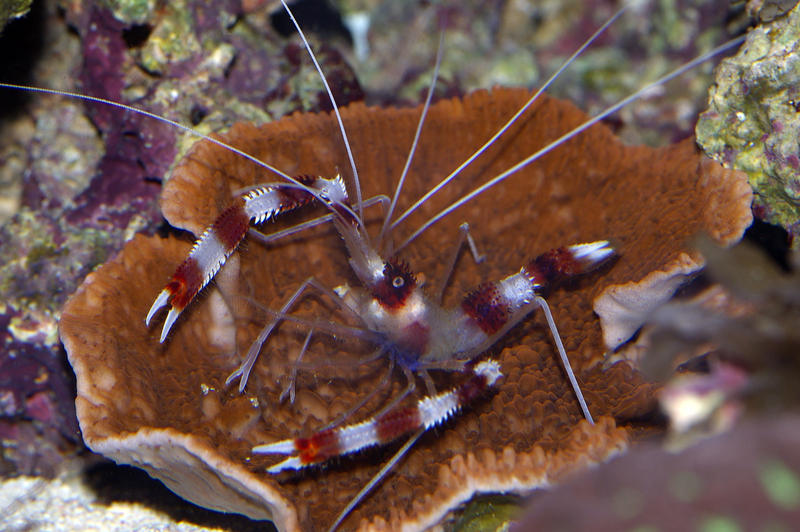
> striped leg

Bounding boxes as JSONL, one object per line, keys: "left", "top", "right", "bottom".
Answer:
{"left": 460, "top": 241, "right": 615, "bottom": 338}
{"left": 459, "top": 240, "right": 615, "bottom": 423}
{"left": 461, "top": 240, "right": 614, "bottom": 338}
{"left": 145, "top": 175, "right": 348, "bottom": 341}
{"left": 253, "top": 359, "right": 502, "bottom": 472}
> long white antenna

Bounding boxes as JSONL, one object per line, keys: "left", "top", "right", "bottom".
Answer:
{"left": 387, "top": 1, "right": 634, "bottom": 234}
{"left": 396, "top": 36, "right": 745, "bottom": 252}
{"left": 0, "top": 83, "right": 292, "bottom": 179}
{"left": 280, "top": 0, "right": 367, "bottom": 232}
{"left": 377, "top": 31, "right": 445, "bottom": 249}
{"left": 0, "top": 83, "right": 359, "bottom": 218}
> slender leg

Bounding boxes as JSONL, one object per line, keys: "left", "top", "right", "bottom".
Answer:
{"left": 434, "top": 222, "right": 486, "bottom": 304}
{"left": 418, "top": 368, "right": 437, "bottom": 396}
{"left": 321, "top": 355, "right": 393, "bottom": 431}
{"left": 370, "top": 366, "right": 417, "bottom": 419}
{"left": 325, "top": 363, "right": 418, "bottom": 433}
{"left": 534, "top": 295, "right": 594, "bottom": 425}
{"left": 226, "top": 276, "right": 364, "bottom": 393}
{"left": 279, "top": 330, "right": 389, "bottom": 407}
{"left": 279, "top": 328, "right": 314, "bottom": 404}
{"left": 327, "top": 428, "right": 426, "bottom": 532}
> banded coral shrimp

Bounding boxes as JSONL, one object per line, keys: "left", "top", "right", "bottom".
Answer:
{"left": 2, "top": 0, "right": 748, "bottom": 531}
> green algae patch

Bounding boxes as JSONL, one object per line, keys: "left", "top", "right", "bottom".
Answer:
{"left": 759, "top": 458, "right": 800, "bottom": 511}
{"left": 0, "top": 0, "right": 31, "bottom": 31}
{"left": 139, "top": 2, "right": 200, "bottom": 74}
{"left": 451, "top": 494, "right": 521, "bottom": 532}
{"left": 668, "top": 470, "right": 703, "bottom": 503}
{"left": 696, "top": 4, "right": 800, "bottom": 239}
{"left": 698, "top": 515, "right": 743, "bottom": 532}
{"left": 99, "top": 0, "right": 156, "bottom": 25}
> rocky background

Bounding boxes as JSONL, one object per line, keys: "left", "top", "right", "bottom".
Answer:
{"left": 1, "top": 0, "right": 796, "bottom": 530}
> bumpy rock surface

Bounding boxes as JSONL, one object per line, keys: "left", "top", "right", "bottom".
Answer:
{"left": 697, "top": 2, "right": 800, "bottom": 239}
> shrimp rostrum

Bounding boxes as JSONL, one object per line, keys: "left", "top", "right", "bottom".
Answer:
{"left": 147, "top": 162, "right": 613, "bottom": 459}
{"left": 145, "top": 114, "right": 614, "bottom": 464}
{"left": 143, "top": 1, "right": 627, "bottom": 527}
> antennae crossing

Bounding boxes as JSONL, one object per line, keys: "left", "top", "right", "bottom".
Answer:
{"left": 279, "top": 0, "right": 367, "bottom": 233}
{"left": 396, "top": 35, "right": 746, "bottom": 252}
{"left": 387, "top": 1, "right": 634, "bottom": 235}
{"left": 377, "top": 31, "right": 446, "bottom": 250}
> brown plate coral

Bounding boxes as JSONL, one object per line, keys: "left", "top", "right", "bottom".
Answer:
{"left": 59, "top": 88, "right": 751, "bottom": 530}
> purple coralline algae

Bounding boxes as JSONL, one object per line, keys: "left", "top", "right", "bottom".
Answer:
{"left": 0, "top": 0, "right": 362, "bottom": 477}
{"left": 0, "top": 301, "right": 81, "bottom": 476}
{"left": 0, "top": 0, "right": 748, "bottom": 526}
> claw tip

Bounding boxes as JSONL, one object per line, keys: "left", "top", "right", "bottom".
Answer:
{"left": 160, "top": 308, "right": 181, "bottom": 343}
{"left": 146, "top": 290, "right": 171, "bottom": 327}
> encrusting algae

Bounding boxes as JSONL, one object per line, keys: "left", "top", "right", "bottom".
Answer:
{"left": 697, "top": 1, "right": 800, "bottom": 241}
{"left": 0, "top": 0, "right": 764, "bottom": 530}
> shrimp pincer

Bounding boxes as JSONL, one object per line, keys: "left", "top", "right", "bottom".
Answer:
{"left": 145, "top": 175, "right": 349, "bottom": 341}
{"left": 145, "top": 159, "right": 614, "bottom": 428}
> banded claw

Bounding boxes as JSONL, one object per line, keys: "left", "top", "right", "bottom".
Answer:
{"left": 146, "top": 288, "right": 183, "bottom": 342}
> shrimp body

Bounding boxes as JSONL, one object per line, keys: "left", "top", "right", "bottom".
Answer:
{"left": 143, "top": 145, "right": 614, "bottom": 483}
{"left": 0, "top": 0, "right": 748, "bottom": 529}
{"left": 335, "top": 240, "right": 613, "bottom": 372}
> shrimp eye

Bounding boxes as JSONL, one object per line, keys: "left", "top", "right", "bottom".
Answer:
{"left": 372, "top": 258, "right": 416, "bottom": 309}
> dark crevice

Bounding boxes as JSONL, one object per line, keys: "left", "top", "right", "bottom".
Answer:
{"left": 270, "top": 0, "right": 352, "bottom": 45}
{"left": 0, "top": 0, "right": 48, "bottom": 119}
{"left": 122, "top": 24, "right": 152, "bottom": 49}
